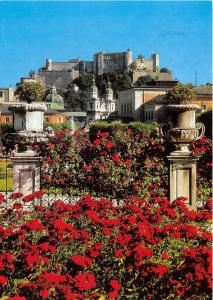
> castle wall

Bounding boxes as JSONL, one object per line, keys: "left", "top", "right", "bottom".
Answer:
{"left": 39, "top": 70, "right": 79, "bottom": 89}
{"left": 94, "top": 51, "right": 132, "bottom": 75}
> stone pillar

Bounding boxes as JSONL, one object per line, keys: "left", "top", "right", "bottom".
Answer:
{"left": 11, "top": 151, "right": 41, "bottom": 196}
{"left": 167, "top": 155, "right": 198, "bottom": 210}
{"left": 69, "top": 116, "right": 75, "bottom": 131}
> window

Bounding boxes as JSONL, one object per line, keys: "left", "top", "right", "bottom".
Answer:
{"left": 6, "top": 117, "right": 10, "bottom": 123}
{"left": 45, "top": 117, "right": 49, "bottom": 122}
{"left": 0, "top": 92, "right": 3, "bottom": 97}
{"left": 90, "top": 103, "right": 93, "bottom": 109}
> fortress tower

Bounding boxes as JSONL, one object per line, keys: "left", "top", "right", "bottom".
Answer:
{"left": 151, "top": 54, "right": 160, "bottom": 72}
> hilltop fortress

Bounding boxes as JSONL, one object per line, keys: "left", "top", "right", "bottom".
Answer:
{"left": 21, "top": 50, "right": 172, "bottom": 89}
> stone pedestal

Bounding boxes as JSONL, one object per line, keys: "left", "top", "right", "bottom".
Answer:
{"left": 11, "top": 151, "right": 41, "bottom": 196}
{"left": 167, "top": 155, "right": 198, "bottom": 210}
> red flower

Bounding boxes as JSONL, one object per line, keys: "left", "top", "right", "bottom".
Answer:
{"left": 108, "top": 280, "right": 121, "bottom": 298}
{"left": 114, "top": 249, "right": 124, "bottom": 258}
{"left": 39, "top": 289, "right": 49, "bottom": 299}
{"left": 74, "top": 272, "right": 96, "bottom": 291}
{"left": 83, "top": 165, "right": 92, "bottom": 171}
{"left": 10, "top": 192, "right": 23, "bottom": 200}
{"left": 152, "top": 264, "right": 168, "bottom": 276}
{"left": 108, "top": 290, "right": 119, "bottom": 298}
{"left": 162, "top": 252, "right": 169, "bottom": 260}
{"left": 93, "top": 139, "right": 100, "bottom": 146}
{"left": 105, "top": 141, "right": 114, "bottom": 149}
{"left": 0, "top": 275, "right": 7, "bottom": 286}
{"left": 24, "top": 219, "right": 44, "bottom": 231}
{"left": 112, "top": 153, "right": 120, "bottom": 163}
{"left": 124, "top": 159, "right": 131, "bottom": 167}
{"left": 13, "top": 203, "right": 23, "bottom": 210}
{"left": 110, "top": 280, "right": 121, "bottom": 290}
{"left": 71, "top": 255, "right": 92, "bottom": 268}
{"left": 0, "top": 193, "right": 6, "bottom": 203}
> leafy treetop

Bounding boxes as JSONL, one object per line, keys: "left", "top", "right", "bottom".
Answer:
{"left": 15, "top": 82, "right": 45, "bottom": 104}
{"left": 160, "top": 68, "right": 171, "bottom": 74}
{"left": 164, "top": 83, "right": 195, "bottom": 104}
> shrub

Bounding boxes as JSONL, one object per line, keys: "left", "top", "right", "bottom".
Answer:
{"left": 89, "top": 121, "right": 156, "bottom": 141}
{"left": 39, "top": 129, "right": 212, "bottom": 205}
{"left": 164, "top": 83, "right": 195, "bottom": 104}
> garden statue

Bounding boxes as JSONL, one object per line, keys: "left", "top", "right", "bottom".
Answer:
{"left": 163, "top": 84, "right": 205, "bottom": 210}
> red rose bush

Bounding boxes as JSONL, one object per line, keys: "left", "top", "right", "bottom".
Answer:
{"left": 39, "top": 129, "right": 212, "bottom": 205}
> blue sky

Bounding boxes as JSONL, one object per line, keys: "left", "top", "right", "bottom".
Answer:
{"left": 0, "top": 1, "right": 212, "bottom": 87}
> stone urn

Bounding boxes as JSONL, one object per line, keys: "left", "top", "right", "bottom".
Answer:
{"left": 165, "top": 104, "right": 205, "bottom": 155}
{"left": 9, "top": 102, "right": 47, "bottom": 132}
{"left": 6, "top": 102, "right": 50, "bottom": 153}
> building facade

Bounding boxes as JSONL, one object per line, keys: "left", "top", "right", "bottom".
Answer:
{"left": 0, "top": 86, "right": 15, "bottom": 103}
{"left": 193, "top": 86, "right": 212, "bottom": 111}
{"left": 118, "top": 81, "right": 178, "bottom": 121}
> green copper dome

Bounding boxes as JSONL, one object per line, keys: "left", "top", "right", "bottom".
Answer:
{"left": 45, "top": 85, "right": 64, "bottom": 104}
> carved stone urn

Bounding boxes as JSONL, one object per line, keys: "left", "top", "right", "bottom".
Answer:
{"left": 165, "top": 104, "right": 205, "bottom": 155}
{"left": 6, "top": 102, "right": 50, "bottom": 154}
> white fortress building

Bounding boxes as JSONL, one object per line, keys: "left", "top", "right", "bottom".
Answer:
{"left": 87, "top": 77, "right": 116, "bottom": 121}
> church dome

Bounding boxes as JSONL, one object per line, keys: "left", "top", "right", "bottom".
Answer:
{"left": 45, "top": 85, "right": 64, "bottom": 104}
{"left": 106, "top": 80, "right": 113, "bottom": 94}
{"left": 90, "top": 76, "right": 98, "bottom": 93}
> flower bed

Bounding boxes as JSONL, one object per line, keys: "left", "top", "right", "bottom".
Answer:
{"left": 39, "top": 129, "right": 212, "bottom": 204}
{"left": 0, "top": 192, "right": 212, "bottom": 299}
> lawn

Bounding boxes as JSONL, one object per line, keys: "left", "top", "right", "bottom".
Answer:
{"left": 0, "top": 159, "right": 13, "bottom": 191}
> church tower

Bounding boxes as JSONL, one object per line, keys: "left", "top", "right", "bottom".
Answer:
{"left": 105, "top": 80, "right": 115, "bottom": 114}
{"left": 87, "top": 76, "right": 101, "bottom": 120}
{"left": 105, "top": 80, "right": 113, "bottom": 101}
{"left": 90, "top": 75, "right": 98, "bottom": 98}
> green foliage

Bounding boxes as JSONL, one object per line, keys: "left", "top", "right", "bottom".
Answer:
{"left": 15, "top": 81, "right": 45, "bottom": 103}
{"left": 164, "top": 83, "right": 195, "bottom": 104}
{"left": 64, "top": 85, "right": 87, "bottom": 111}
{"left": 89, "top": 121, "right": 156, "bottom": 140}
{"left": 44, "top": 121, "right": 70, "bottom": 131}
{"left": 160, "top": 68, "right": 171, "bottom": 73}
{"left": 64, "top": 71, "right": 132, "bottom": 110}
{"left": 0, "top": 123, "right": 13, "bottom": 133}
{"left": 134, "top": 75, "right": 152, "bottom": 87}
{"left": 196, "top": 109, "right": 212, "bottom": 139}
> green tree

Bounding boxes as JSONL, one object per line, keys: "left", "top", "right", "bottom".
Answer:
{"left": 15, "top": 81, "right": 45, "bottom": 103}
{"left": 64, "top": 85, "right": 87, "bottom": 111}
{"left": 129, "top": 61, "right": 138, "bottom": 72}
{"left": 164, "top": 83, "right": 195, "bottom": 104}
{"left": 134, "top": 75, "right": 152, "bottom": 87}
{"left": 160, "top": 67, "right": 171, "bottom": 73}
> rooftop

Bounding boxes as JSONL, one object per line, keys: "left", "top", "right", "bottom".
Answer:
{"left": 193, "top": 85, "right": 212, "bottom": 95}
